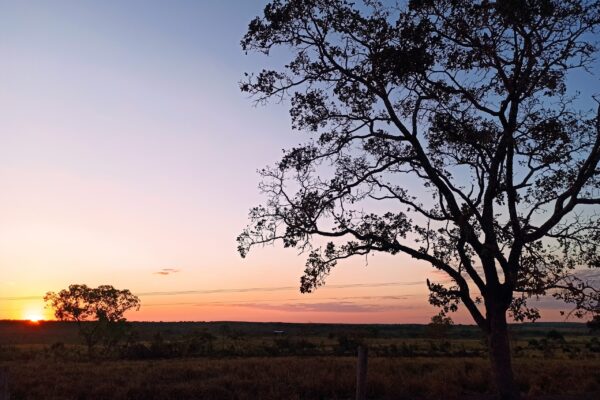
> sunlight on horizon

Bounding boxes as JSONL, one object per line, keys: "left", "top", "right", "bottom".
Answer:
{"left": 23, "top": 308, "right": 43, "bottom": 323}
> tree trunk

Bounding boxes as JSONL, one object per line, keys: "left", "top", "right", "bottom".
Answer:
{"left": 488, "top": 309, "right": 520, "bottom": 400}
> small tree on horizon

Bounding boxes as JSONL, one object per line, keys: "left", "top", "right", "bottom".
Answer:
{"left": 44, "top": 284, "right": 141, "bottom": 357}
{"left": 237, "top": 1, "right": 600, "bottom": 399}
{"left": 427, "top": 314, "right": 454, "bottom": 340}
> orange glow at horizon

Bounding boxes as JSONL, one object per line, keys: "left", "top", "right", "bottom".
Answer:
{"left": 1, "top": 277, "right": 573, "bottom": 324}
{"left": 24, "top": 310, "right": 44, "bottom": 323}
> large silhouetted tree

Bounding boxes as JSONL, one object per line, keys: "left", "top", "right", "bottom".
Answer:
{"left": 44, "top": 284, "right": 141, "bottom": 357}
{"left": 237, "top": 1, "right": 600, "bottom": 398}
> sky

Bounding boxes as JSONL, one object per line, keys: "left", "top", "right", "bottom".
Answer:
{"left": 0, "top": 0, "right": 597, "bottom": 324}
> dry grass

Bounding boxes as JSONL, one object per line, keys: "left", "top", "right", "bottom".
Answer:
{"left": 1, "top": 322, "right": 598, "bottom": 399}
{"left": 2, "top": 356, "right": 599, "bottom": 400}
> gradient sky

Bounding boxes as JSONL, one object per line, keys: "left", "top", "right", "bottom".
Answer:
{"left": 0, "top": 0, "right": 597, "bottom": 323}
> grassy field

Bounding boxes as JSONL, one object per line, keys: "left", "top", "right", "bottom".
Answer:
{"left": 3, "top": 357, "right": 600, "bottom": 400}
{"left": 0, "top": 321, "right": 599, "bottom": 399}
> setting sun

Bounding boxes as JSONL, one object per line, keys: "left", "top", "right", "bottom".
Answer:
{"left": 24, "top": 312, "right": 43, "bottom": 323}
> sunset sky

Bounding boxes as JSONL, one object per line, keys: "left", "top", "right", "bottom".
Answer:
{"left": 0, "top": 0, "right": 597, "bottom": 324}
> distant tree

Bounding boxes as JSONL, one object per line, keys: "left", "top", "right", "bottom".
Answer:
{"left": 44, "top": 284, "right": 141, "bottom": 357}
{"left": 427, "top": 314, "right": 454, "bottom": 339}
{"left": 237, "top": 1, "right": 600, "bottom": 399}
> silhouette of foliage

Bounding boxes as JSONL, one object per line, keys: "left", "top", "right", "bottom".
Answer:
{"left": 44, "top": 284, "right": 140, "bottom": 357}
{"left": 238, "top": 1, "right": 600, "bottom": 398}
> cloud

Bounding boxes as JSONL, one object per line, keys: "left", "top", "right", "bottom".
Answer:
{"left": 228, "top": 301, "right": 418, "bottom": 313}
{"left": 143, "top": 295, "right": 414, "bottom": 308}
{"left": 0, "top": 295, "right": 40, "bottom": 301}
{"left": 576, "top": 269, "right": 600, "bottom": 282}
{"left": 136, "top": 280, "right": 424, "bottom": 297}
{"left": 154, "top": 268, "right": 180, "bottom": 276}
{"left": 0, "top": 281, "right": 423, "bottom": 301}
{"left": 527, "top": 296, "right": 569, "bottom": 310}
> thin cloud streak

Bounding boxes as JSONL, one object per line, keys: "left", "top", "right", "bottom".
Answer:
{"left": 153, "top": 268, "right": 181, "bottom": 276}
{"left": 0, "top": 281, "right": 424, "bottom": 301}
{"left": 0, "top": 295, "right": 41, "bottom": 301}
{"left": 229, "top": 301, "right": 419, "bottom": 313}
{"left": 135, "top": 281, "right": 424, "bottom": 297}
{"left": 143, "top": 295, "right": 413, "bottom": 307}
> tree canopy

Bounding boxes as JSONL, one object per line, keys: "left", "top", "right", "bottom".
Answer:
{"left": 44, "top": 284, "right": 141, "bottom": 355}
{"left": 45, "top": 284, "right": 140, "bottom": 322}
{"left": 239, "top": 0, "right": 600, "bottom": 325}
{"left": 237, "top": 1, "right": 600, "bottom": 397}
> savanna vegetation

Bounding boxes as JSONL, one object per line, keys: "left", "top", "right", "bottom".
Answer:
{"left": 0, "top": 320, "right": 598, "bottom": 399}
{"left": 3, "top": 1, "right": 600, "bottom": 399}
{"left": 44, "top": 284, "right": 141, "bottom": 357}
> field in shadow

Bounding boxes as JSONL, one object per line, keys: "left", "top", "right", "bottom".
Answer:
{"left": 0, "top": 321, "right": 598, "bottom": 399}
{"left": 2, "top": 357, "right": 599, "bottom": 400}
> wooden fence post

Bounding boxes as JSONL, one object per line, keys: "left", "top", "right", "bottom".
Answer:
{"left": 0, "top": 367, "right": 9, "bottom": 400}
{"left": 356, "top": 345, "right": 368, "bottom": 400}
